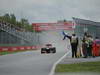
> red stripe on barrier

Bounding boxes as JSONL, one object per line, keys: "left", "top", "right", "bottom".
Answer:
{"left": 0, "top": 46, "right": 38, "bottom": 52}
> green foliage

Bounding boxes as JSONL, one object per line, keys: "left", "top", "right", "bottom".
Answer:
{"left": 55, "top": 61, "right": 100, "bottom": 72}
{"left": 3, "top": 13, "right": 11, "bottom": 22}
{"left": 0, "top": 50, "right": 34, "bottom": 55}
{"left": 10, "top": 14, "right": 16, "bottom": 24}
{"left": 0, "top": 13, "right": 34, "bottom": 32}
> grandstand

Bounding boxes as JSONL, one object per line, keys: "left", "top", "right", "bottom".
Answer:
{"left": 0, "top": 20, "right": 39, "bottom": 46}
{"left": 73, "top": 17, "right": 100, "bottom": 39}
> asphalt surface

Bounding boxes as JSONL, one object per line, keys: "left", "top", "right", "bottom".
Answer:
{"left": 0, "top": 30, "right": 72, "bottom": 75}
{"left": 58, "top": 56, "right": 100, "bottom": 64}
{"left": 0, "top": 51, "right": 68, "bottom": 75}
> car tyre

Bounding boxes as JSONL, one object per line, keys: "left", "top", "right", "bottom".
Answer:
{"left": 51, "top": 47, "right": 56, "bottom": 53}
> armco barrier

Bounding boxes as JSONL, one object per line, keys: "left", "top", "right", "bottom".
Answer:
{"left": 0, "top": 46, "right": 38, "bottom": 52}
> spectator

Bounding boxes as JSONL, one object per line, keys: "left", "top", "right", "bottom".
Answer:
{"left": 92, "top": 37, "right": 100, "bottom": 57}
{"left": 82, "top": 32, "right": 88, "bottom": 58}
{"left": 87, "top": 35, "right": 93, "bottom": 57}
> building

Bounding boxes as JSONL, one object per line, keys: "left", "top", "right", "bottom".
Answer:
{"left": 73, "top": 17, "right": 100, "bottom": 39}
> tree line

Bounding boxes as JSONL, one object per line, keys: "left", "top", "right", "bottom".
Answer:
{"left": 0, "top": 13, "right": 34, "bottom": 32}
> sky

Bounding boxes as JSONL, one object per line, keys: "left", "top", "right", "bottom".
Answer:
{"left": 0, "top": 0, "right": 100, "bottom": 24}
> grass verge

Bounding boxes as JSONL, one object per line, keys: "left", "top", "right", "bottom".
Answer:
{"left": 55, "top": 61, "right": 100, "bottom": 73}
{"left": 0, "top": 50, "right": 33, "bottom": 55}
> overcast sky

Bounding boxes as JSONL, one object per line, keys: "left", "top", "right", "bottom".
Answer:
{"left": 0, "top": 0, "right": 100, "bottom": 23}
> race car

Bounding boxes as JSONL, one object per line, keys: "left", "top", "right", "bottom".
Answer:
{"left": 41, "top": 44, "right": 56, "bottom": 54}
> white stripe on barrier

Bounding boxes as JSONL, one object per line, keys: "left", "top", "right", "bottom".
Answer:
{"left": 27, "top": 47, "right": 31, "bottom": 49}
{"left": 20, "top": 47, "right": 24, "bottom": 50}
{"left": 2, "top": 48, "right": 8, "bottom": 51}
{"left": 13, "top": 48, "right": 17, "bottom": 51}
{"left": 32, "top": 47, "right": 35, "bottom": 49}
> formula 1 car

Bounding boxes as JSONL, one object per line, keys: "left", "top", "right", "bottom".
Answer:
{"left": 41, "top": 44, "right": 56, "bottom": 54}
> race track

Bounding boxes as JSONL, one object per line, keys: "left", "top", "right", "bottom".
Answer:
{"left": 0, "top": 30, "right": 71, "bottom": 75}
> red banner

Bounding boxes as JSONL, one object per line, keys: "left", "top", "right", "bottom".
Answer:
{"left": 32, "top": 22, "right": 74, "bottom": 31}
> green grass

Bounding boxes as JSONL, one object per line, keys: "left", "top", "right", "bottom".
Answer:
{"left": 55, "top": 61, "right": 100, "bottom": 73}
{"left": 0, "top": 50, "right": 33, "bottom": 55}
{"left": 0, "top": 51, "right": 9, "bottom": 55}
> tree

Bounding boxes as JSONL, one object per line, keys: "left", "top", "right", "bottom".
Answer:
{"left": 10, "top": 14, "right": 16, "bottom": 25}
{"left": 63, "top": 19, "right": 67, "bottom": 22}
{"left": 16, "top": 21, "right": 23, "bottom": 28}
{"left": 21, "top": 18, "right": 29, "bottom": 25}
{"left": 20, "top": 18, "right": 29, "bottom": 29}
{"left": 0, "top": 13, "right": 34, "bottom": 32}
{"left": 3, "top": 13, "right": 10, "bottom": 22}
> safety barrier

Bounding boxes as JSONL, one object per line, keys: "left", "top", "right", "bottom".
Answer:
{"left": 0, "top": 46, "right": 38, "bottom": 52}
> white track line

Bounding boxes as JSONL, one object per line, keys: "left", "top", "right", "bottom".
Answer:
{"left": 49, "top": 50, "right": 71, "bottom": 75}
